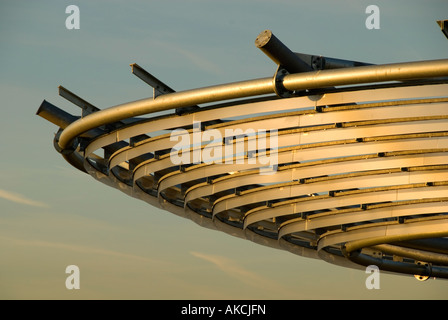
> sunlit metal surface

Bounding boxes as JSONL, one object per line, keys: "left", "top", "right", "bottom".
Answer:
{"left": 38, "top": 30, "right": 448, "bottom": 280}
{"left": 438, "top": 20, "right": 448, "bottom": 40}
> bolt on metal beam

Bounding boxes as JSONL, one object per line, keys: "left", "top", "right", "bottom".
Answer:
{"left": 294, "top": 52, "right": 373, "bottom": 70}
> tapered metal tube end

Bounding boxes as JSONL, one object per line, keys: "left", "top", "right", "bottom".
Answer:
{"left": 36, "top": 100, "right": 78, "bottom": 129}
{"left": 255, "top": 29, "right": 312, "bottom": 73}
{"left": 255, "top": 30, "right": 273, "bottom": 48}
{"left": 36, "top": 99, "right": 47, "bottom": 116}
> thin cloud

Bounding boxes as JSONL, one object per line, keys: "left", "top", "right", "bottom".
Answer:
{"left": 1, "top": 235, "right": 163, "bottom": 265}
{"left": 151, "top": 39, "right": 223, "bottom": 76}
{"left": 190, "top": 251, "right": 300, "bottom": 297}
{"left": 191, "top": 251, "right": 264, "bottom": 284}
{"left": 0, "top": 189, "right": 49, "bottom": 208}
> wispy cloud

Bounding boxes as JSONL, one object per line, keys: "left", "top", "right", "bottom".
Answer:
{"left": 191, "top": 251, "right": 264, "bottom": 285}
{"left": 151, "top": 39, "right": 223, "bottom": 76}
{"left": 0, "top": 189, "right": 49, "bottom": 208}
{"left": 190, "top": 251, "right": 300, "bottom": 298}
{"left": 1, "top": 235, "right": 161, "bottom": 265}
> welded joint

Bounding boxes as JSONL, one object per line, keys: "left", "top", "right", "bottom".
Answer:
{"left": 273, "top": 66, "right": 294, "bottom": 98}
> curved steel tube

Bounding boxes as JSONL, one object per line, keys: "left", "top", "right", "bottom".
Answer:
{"left": 347, "top": 250, "right": 448, "bottom": 278}
{"left": 371, "top": 244, "right": 448, "bottom": 266}
{"left": 57, "top": 77, "right": 274, "bottom": 150}
{"left": 343, "top": 230, "right": 448, "bottom": 255}
{"left": 57, "top": 59, "right": 448, "bottom": 151}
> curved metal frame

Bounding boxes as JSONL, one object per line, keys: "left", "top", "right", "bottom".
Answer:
{"left": 37, "top": 33, "right": 448, "bottom": 281}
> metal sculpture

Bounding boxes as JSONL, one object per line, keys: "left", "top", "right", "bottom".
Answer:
{"left": 38, "top": 26, "right": 448, "bottom": 281}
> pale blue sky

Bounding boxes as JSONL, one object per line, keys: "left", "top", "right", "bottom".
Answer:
{"left": 1, "top": 0, "right": 448, "bottom": 299}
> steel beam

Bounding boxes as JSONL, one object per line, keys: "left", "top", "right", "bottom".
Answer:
{"left": 130, "top": 63, "right": 200, "bottom": 116}
{"left": 36, "top": 100, "right": 79, "bottom": 129}
{"left": 130, "top": 63, "right": 175, "bottom": 98}
{"left": 294, "top": 52, "right": 373, "bottom": 70}
{"left": 58, "top": 85, "right": 100, "bottom": 116}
